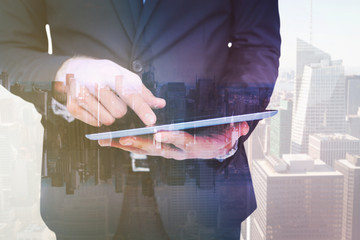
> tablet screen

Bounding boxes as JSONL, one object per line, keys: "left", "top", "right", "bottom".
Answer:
{"left": 85, "top": 110, "right": 277, "bottom": 140}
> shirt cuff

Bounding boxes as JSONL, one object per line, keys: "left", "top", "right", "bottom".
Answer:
{"left": 215, "top": 139, "right": 239, "bottom": 162}
{"left": 51, "top": 98, "right": 75, "bottom": 122}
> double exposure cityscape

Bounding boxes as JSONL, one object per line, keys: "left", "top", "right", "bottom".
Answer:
{"left": 1, "top": 1, "right": 360, "bottom": 239}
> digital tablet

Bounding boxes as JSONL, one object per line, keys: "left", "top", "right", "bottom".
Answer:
{"left": 85, "top": 110, "right": 277, "bottom": 140}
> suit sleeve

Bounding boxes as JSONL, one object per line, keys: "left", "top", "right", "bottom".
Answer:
{"left": 222, "top": 0, "right": 281, "bottom": 143}
{"left": 226, "top": 0, "right": 281, "bottom": 87}
{"left": 0, "top": 0, "right": 70, "bottom": 90}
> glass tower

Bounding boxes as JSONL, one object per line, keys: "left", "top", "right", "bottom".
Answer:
{"left": 291, "top": 39, "right": 346, "bottom": 153}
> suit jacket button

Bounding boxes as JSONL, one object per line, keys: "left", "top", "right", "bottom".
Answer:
{"left": 132, "top": 60, "right": 143, "bottom": 73}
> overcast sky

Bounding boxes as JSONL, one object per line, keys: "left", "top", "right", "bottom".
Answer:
{"left": 279, "top": 0, "right": 360, "bottom": 75}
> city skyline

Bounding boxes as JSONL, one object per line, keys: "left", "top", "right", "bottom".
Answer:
{"left": 279, "top": 0, "right": 360, "bottom": 75}
{"left": 243, "top": 10, "right": 360, "bottom": 236}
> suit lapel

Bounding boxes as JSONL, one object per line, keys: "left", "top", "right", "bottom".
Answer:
{"left": 111, "top": 0, "right": 142, "bottom": 42}
{"left": 133, "top": 0, "right": 160, "bottom": 47}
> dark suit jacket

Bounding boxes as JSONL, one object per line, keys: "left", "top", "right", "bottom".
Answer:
{"left": 0, "top": 0, "right": 280, "bottom": 239}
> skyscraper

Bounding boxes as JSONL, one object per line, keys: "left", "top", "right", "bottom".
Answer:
{"left": 345, "top": 75, "right": 360, "bottom": 115}
{"left": 0, "top": 85, "right": 55, "bottom": 239}
{"left": 164, "top": 82, "right": 187, "bottom": 122}
{"left": 335, "top": 154, "right": 360, "bottom": 240}
{"left": 245, "top": 120, "right": 268, "bottom": 162}
{"left": 347, "top": 114, "right": 360, "bottom": 139}
{"left": 294, "top": 39, "right": 330, "bottom": 106}
{"left": 251, "top": 154, "right": 343, "bottom": 240}
{"left": 269, "top": 99, "right": 293, "bottom": 159}
{"left": 291, "top": 39, "right": 346, "bottom": 154}
{"left": 195, "top": 78, "right": 217, "bottom": 116}
{"left": 308, "top": 133, "right": 360, "bottom": 167}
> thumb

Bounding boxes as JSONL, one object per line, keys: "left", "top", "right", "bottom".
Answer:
{"left": 240, "top": 121, "right": 249, "bottom": 136}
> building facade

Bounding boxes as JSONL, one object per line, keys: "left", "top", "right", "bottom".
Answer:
{"left": 270, "top": 99, "right": 293, "bottom": 159}
{"left": 335, "top": 154, "right": 360, "bottom": 240}
{"left": 251, "top": 154, "right": 343, "bottom": 240}
{"left": 309, "top": 133, "right": 360, "bottom": 167}
{"left": 291, "top": 40, "right": 346, "bottom": 153}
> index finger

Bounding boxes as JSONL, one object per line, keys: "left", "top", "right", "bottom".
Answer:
{"left": 114, "top": 75, "right": 158, "bottom": 126}
{"left": 124, "top": 93, "right": 158, "bottom": 125}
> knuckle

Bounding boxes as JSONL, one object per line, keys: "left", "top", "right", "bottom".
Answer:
{"left": 99, "top": 86, "right": 111, "bottom": 95}
{"left": 113, "top": 107, "right": 127, "bottom": 118}
{"left": 89, "top": 120, "right": 101, "bottom": 127}
{"left": 67, "top": 103, "right": 78, "bottom": 115}
{"left": 131, "top": 73, "right": 141, "bottom": 82}
{"left": 77, "top": 94, "right": 86, "bottom": 103}
{"left": 78, "top": 87, "right": 89, "bottom": 99}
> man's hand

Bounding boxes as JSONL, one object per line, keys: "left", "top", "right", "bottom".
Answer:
{"left": 54, "top": 57, "right": 166, "bottom": 127}
{"left": 98, "top": 122, "right": 249, "bottom": 160}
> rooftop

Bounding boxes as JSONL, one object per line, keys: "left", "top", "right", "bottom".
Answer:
{"left": 260, "top": 154, "right": 342, "bottom": 177}
{"left": 310, "top": 133, "right": 359, "bottom": 142}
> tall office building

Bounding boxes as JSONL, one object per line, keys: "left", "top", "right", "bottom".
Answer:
{"left": 309, "top": 133, "right": 360, "bottom": 167}
{"left": 345, "top": 75, "right": 360, "bottom": 115}
{"left": 251, "top": 154, "right": 343, "bottom": 240}
{"left": 0, "top": 128, "right": 15, "bottom": 230}
{"left": 269, "top": 99, "right": 293, "bottom": 159}
{"left": 294, "top": 39, "right": 330, "bottom": 105}
{"left": 164, "top": 82, "right": 187, "bottom": 122}
{"left": 291, "top": 40, "right": 346, "bottom": 154}
{"left": 335, "top": 154, "right": 360, "bottom": 240}
{"left": 246, "top": 120, "right": 268, "bottom": 162}
{"left": 195, "top": 78, "right": 218, "bottom": 117}
{"left": 347, "top": 113, "right": 360, "bottom": 139}
{"left": 0, "top": 85, "right": 56, "bottom": 239}
{"left": 345, "top": 76, "right": 360, "bottom": 138}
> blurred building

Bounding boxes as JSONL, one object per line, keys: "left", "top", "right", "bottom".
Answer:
{"left": 195, "top": 78, "right": 217, "bottom": 116}
{"left": 335, "top": 154, "right": 360, "bottom": 240}
{"left": 141, "top": 66, "right": 157, "bottom": 94}
{"left": 16, "top": 223, "right": 56, "bottom": 240}
{"left": 251, "top": 154, "right": 343, "bottom": 240}
{"left": 347, "top": 113, "right": 360, "bottom": 139}
{"left": 309, "top": 133, "right": 360, "bottom": 168}
{"left": 165, "top": 82, "right": 187, "bottom": 122}
{"left": 291, "top": 39, "right": 346, "bottom": 154}
{"left": 0, "top": 132, "right": 15, "bottom": 237}
{"left": 294, "top": 39, "right": 330, "bottom": 108}
{"left": 269, "top": 99, "right": 293, "bottom": 159}
{"left": 246, "top": 120, "right": 269, "bottom": 162}
{"left": 345, "top": 75, "right": 360, "bottom": 115}
{"left": 0, "top": 85, "right": 56, "bottom": 239}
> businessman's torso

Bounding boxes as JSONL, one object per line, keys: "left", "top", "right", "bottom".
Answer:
{"left": 40, "top": 1, "right": 257, "bottom": 239}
